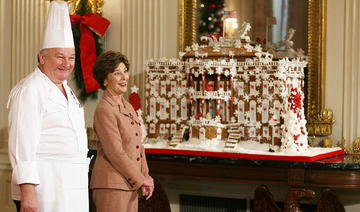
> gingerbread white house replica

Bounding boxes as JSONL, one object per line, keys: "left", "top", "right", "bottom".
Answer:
{"left": 144, "top": 36, "right": 308, "bottom": 152}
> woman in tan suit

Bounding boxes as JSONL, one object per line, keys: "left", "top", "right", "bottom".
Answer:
{"left": 91, "top": 51, "right": 154, "bottom": 212}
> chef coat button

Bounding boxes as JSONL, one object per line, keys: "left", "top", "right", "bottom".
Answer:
{"left": 135, "top": 133, "right": 138, "bottom": 136}
{"left": 131, "top": 121, "right": 134, "bottom": 125}
{"left": 136, "top": 145, "right": 139, "bottom": 149}
{"left": 140, "top": 154, "right": 143, "bottom": 158}
{"left": 137, "top": 157, "right": 140, "bottom": 161}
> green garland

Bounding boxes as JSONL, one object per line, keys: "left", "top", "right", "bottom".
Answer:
{"left": 72, "top": 0, "right": 104, "bottom": 102}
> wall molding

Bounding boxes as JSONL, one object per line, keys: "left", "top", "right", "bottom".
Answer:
{"left": 102, "top": 0, "right": 176, "bottom": 104}
{"left": 342, "top": 0, "right": 360, "bottom": 151}
{"left": 11, "top": 0, "right": 48, "bottom": 86}
{"left": 0, "top": 0, "right": 49, "bottom": 147}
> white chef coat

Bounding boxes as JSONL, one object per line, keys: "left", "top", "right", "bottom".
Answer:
{"left": 7, "top": 67, "right": 89, "bottom": 212}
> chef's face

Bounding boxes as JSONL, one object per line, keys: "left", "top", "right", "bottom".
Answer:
{"left": 38, "top": 48, "right": 75, "bottom": 84}
{"left": 105, "top": 62, "right": 129, "bottom": 96}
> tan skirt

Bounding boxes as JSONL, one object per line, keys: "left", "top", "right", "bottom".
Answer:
{"left": 92, "top": 188, "right": 138, "bottom": 212}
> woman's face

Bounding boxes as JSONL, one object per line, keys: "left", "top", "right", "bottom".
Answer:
{"left": 105, "top": 62, "right": 129, "bottom": 96}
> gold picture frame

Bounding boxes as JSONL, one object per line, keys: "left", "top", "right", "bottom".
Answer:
{"left": 177, "top": 0, "right": 334, "bottom": 136}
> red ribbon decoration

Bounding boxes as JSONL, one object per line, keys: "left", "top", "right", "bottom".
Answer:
{"left": 129, "top": 92, "right": 141, "bottom": 111}
{"left": 70, "top": 14, "right": 110, "bottom": 93}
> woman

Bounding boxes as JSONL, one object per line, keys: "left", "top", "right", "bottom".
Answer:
{"left": 91, "top": 51, "right": 154, "bottom": 212}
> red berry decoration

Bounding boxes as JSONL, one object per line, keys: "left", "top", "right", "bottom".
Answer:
{"left": 129, "top": 92, "right": 141, "bottom": 111}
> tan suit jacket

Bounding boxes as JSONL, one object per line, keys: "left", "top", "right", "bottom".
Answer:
{"left": 90, "top": 90, "right": 149, "bottom": 191}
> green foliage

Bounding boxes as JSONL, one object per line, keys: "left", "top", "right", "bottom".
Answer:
{"left": 72, "top": 0, "right": 104, "bottom": 102}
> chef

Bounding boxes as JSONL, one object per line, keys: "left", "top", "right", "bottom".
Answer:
{"left": 7, "top": 1, "right": 89, "bottom": 212}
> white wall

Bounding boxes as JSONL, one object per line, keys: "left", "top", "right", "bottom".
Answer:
{"left": 326, "top": 0, "right": 360, "bottom": 149}
{"left": 339, "top": 0, "right": 360, "bottom": 149}
{"left": 0, "top": 0, "right": 49, "bottom": 148}
{"left": 0, "top": 0, "right": 351, "bottom": 146}
{"left": 0, "top": 0, "right": 352, "bottom": 149}
{"left": 0, "top": 0, "right": 12, "bottom": 148}
{"left": 80, "top": 0, "right": 178, "bottom": 127}
{"left": 325, "top": 0, "right": 345, "bottom": 144}
{"left": 0, "top": 149, "right": 13, "bottom": 212}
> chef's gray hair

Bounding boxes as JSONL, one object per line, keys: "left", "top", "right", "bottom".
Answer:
{"left": 39, "top": 49, "right": 49, "bottom": 56}
{"left": 38, "top": 49, "right": 49, "bottom": 63}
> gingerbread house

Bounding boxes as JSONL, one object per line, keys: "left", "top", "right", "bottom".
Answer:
{"left": 144, "top": 39, "right": 308, "bottom": 152}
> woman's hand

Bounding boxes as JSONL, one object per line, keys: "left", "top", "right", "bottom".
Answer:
{"left": 20, "top": 184, "right": 38, "bottom": 212}
{"left": 142, "top": 176, "right": 154, "bottom": 200}
{"left": 143, "top": 175, "right": 154, "bottom": 187}
{"left": 142, "top": 186, "right": 154, "bottom": 200}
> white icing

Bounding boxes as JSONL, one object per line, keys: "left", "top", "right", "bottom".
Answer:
{"left": 144, "top": 43, "right": 309, "bottom": 153}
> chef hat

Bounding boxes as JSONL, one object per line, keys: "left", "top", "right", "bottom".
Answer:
{"left": 41, "top": 1, "right": 74, "bottom": 49}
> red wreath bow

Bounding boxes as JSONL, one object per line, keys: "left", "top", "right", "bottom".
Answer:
{"left": 70, "top": 14, "right": 110, "bottom": 93}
